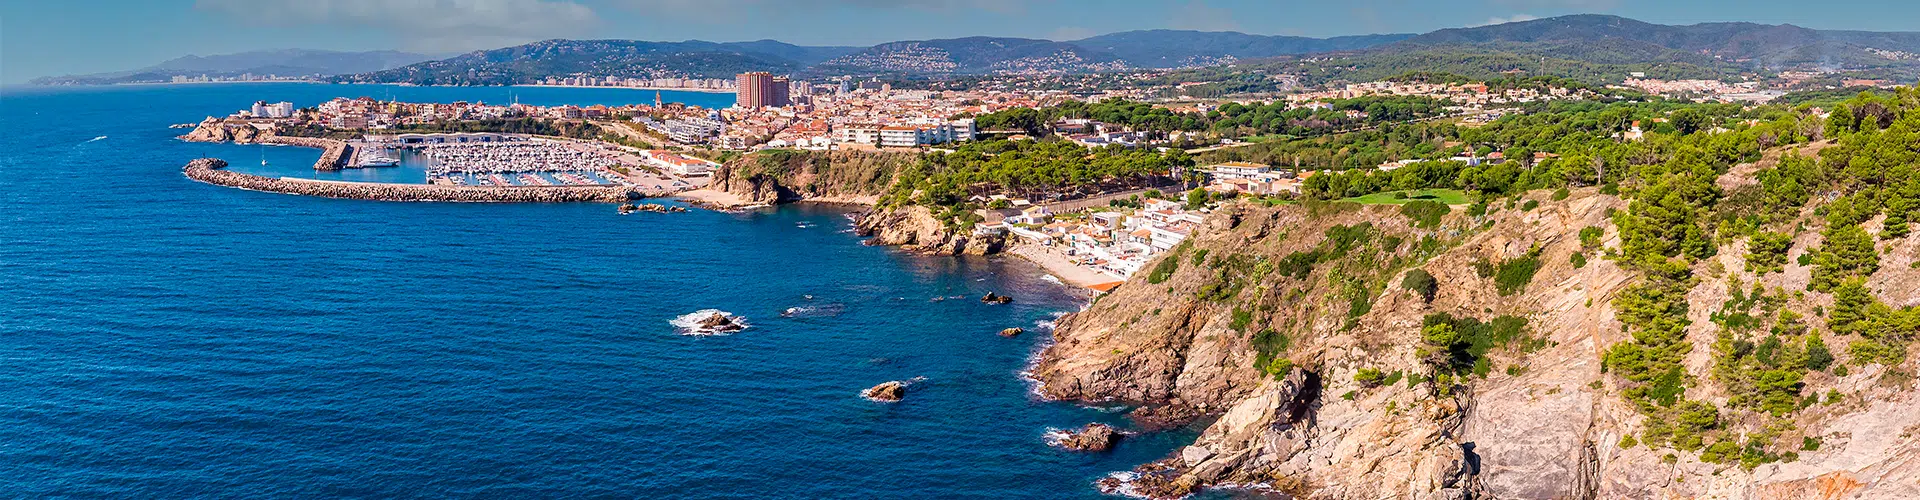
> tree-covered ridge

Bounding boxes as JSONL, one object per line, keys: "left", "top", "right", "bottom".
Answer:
{"left": 1592, "top": 87, "right": 1920, "bottom": 468}
{"left": 1199, "top": 97, "right": 1819, "bottom": 202}
{"left": 879, "top": 139, "right": 1193, "bottom": 211}
{"left": 968, "top": 96, "right": 1449, "bottom": 139}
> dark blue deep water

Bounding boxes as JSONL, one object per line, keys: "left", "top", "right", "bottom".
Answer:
{"left": 0, "top": 84, "right": 1195, "bottom": 498}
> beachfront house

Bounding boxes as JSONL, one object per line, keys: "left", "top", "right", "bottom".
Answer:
{"left": 1009, "top": 206, "right": 1053, "bottom": 225}
{"left": 1207, "top": 162, "right": 1271, "bottom": 180}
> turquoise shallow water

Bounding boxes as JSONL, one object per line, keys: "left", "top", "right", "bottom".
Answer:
{"left": 0, "top": 84, "right": 1202, "bottom": 498}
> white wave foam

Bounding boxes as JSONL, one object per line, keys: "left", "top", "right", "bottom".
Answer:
{"left": 669, "top": 309, "right": 748, "bottom": 336}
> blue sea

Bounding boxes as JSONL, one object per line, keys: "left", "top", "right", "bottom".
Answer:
{"left": 0, "top": 83, "right": 1200, "bottom": 498}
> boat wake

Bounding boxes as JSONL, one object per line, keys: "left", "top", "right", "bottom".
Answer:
{"left": 668, "top": 309, "right": 749, "bottom": 336}
{"left": 780, "top": 303, "right": 846, "bottom": 318}
{"left": 83, "top": 135, "right": 107, "bottom": 144}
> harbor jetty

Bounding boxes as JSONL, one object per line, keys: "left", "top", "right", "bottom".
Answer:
{"left": 183, "top": 158, "right": 650, "bottom": 203}
{"left": 260, "top": 136, "right": 350, "bottom": 171}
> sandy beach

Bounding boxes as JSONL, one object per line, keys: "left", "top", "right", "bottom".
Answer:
{"left": 1007, "top": 244, "right": 1125, "bottom": 291}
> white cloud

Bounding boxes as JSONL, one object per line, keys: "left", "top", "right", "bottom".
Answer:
{"left": 196, "top": 0, "right": 599, "bottom": 52}
{"left": 1476, "top": 14, "right": 1540, "bottom": 27}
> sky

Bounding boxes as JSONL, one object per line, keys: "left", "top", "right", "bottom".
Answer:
{"left": 5, "top": 0, "right": 1920, "bottom": 83}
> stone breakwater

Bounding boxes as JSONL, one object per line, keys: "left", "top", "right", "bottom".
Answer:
{"left": 183, "top": 158, "right": 648, "bottom": 203}
{"left": 260, "top": 136, "right": 350, "bottom": 171}
{"left": 176, "top": 119, "right": 350, "bottom": 171}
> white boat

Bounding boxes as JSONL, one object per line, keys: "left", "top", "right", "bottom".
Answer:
{"left": 360, "top": 155, "right": 401, "bottom": 167}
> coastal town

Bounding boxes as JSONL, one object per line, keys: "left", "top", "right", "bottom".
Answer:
{"left": 177, "top": 60, "right": 1903, "bottom": 292}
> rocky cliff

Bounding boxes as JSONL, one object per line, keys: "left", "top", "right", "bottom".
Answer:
{"left": 711, "top": 149, "right": 914, "bottom": 204}
{"left": 179, "top": 117, "right": 271, "bottom": 143}
{"left": 715, "top": 149, "right": 1005, "bottom": 255}
{"left": 853, "top": 205, "right": 1004, "bottom": 256}
{"left": 1032, "top": 188, "right": 1920, "bottom": 499}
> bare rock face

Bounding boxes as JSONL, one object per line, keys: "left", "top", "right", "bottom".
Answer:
{"left": 1054, "top": 423, "right": 1121, "bottom": 452}
{"left": 854, "top": 206, "right": 1005, "bottom": 256}
{"left": 1027, "top": 187, "right": 1920, "bottom": 499}
{"left": 712, "top": 149, "right": 914, "bottom": 204}
{"left": 862, "top": 381, "right": 906, "bottom": 402}
{"left": 696, "top": 312, "right": 744, "bottom": 333}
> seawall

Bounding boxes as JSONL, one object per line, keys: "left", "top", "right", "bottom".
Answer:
{"left": 183, "top": 158, "right": 647, "bottom": 203}
{"left": 259, "top": 136, "right": 350, "bottom": 171}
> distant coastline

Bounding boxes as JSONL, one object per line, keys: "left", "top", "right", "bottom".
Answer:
{"left": 511, "top": 84, "right": 734, "bottom": 94}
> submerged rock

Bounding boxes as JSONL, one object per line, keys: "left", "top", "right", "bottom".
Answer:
{"left": 1055, "top": 423, "right": 1121, "bottom": 452}
{"left": 862, "top": 381, "right": 906, "bottom": 402}
{"left": 999, "top": 327, "right": 1024, "bottom": 337}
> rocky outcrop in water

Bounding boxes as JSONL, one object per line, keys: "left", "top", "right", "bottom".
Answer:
{"left": 1054, "top": 423, "right": 1121, "bottom": 452}
{"left": 182, "top": 158, "right": 645, "bottom": 202}
{"left": 999, "top": 327, "right": 1024, "bottom": 338}
{"left": 862, "top": 381, "right": 906, "bottom": 402}
{"left": 854, "top": 206, "right": 1005, "bottom": 256}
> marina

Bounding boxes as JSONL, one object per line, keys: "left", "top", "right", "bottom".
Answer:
{"left": 414, "top": 140, "right": 625, "bottom": 186}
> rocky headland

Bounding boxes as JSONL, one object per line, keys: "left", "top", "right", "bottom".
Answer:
{"left": 1025, "top": 186, "right": 1920, "bottom": 499}
{"left": 183, "top": 158, "right": 646, "bottom": 202}
{"left": 712, "top": 149, "right": 1008, "bottom": 256}
{"left": 179, "top": 118, "right": 350, "bottom": 171}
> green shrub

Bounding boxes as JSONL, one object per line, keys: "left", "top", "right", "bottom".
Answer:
{"left": 1399, "top": 200, "right": 1451, "bottom": 229}
{"left": 1522, "top": 199, "right": 1540, "bottom": 211}
{"left": 1494, "top": 255, "right": 1543, "bottom": 296}
{"left": 1354, "top": 368, "right": 1387, "bottom": 386}
{"left": 1571, "top": 252, "right": 1588, "bottom": 269}
{"left": 1402, "top": 269, "right": 1439, "bottom": 302}
{"left": 1146, "top": 242, "right": 1188, "bottom": 284}
{"left": 1552, "top": 187, "right": 1570, "bottom": 201}
{"left": 1746, "top": 232, "right": 1793, "bottom": 274}
{"left": 1229, "top": 307, "right": 1254, "bottom": 332}
{"left": 1579, "top": 226, "right": 1604, "bottom": 249}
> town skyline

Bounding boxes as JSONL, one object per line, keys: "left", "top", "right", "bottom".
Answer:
{"left": 11, "top": 0, "right": 1920, "bottom": 85}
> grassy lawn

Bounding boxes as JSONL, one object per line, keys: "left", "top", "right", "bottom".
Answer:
{"left": 1338, "top": 189, "right": 1471, "bottom": 206}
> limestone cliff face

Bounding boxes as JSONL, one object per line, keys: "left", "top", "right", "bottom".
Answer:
{"left": 854, "top": 205, "right": 1004, "bottom": 256}
{"left": 1032, "top": 190, "right": 1920, "bottom": 499}
{"left": 712, "top": 150, "right": 915, "bottom": 204}
{"left": 714, "top": 150, "right": 1005, "bottom": 255}
{"left": 179, "top": 117, "right": 271, "bottom": 143}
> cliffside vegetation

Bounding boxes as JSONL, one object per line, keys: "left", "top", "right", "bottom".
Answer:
{"left": 1032, "top": 84, "right": 1920, "bottom": 498}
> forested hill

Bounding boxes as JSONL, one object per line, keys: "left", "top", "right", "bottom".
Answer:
{"left": 322, "top": 15, "right": 1920, "bottom": 86}
{"left": 332, "top": 39, "right": 860, "bottom": 85}
{"left": 1070, "top": 30, "right": 1415, "bottom": 68}
{"left": 1389, "top": 14, "right": 1920, "bottom": 72}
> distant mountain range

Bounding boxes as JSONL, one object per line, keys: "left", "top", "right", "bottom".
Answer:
{"left": 40, "top": 15, "right": 1920, "bottom": 88}
{"left": 333, "top": 39, "right": 861, "bottom": 86}
{"left": 332, "top": 30, "right": 1423, "bottom": 85}
{"left": 32, "top": 49, "right": 435, "bottom": 85}
{"left": 1394, "top": 14, "right": 1920, "bottom": 70}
